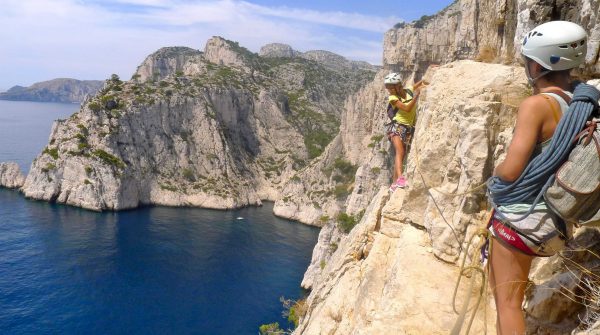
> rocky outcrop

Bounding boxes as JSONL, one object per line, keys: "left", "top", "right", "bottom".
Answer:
{"left": 524, "top": 226, "right": 600, "bottom": 334}
{"left": 259, "top": 43, "right": 379, "bottom": 72}
{"left": 273, "top": 71, "right": 390, "bottom": 225}
{"left": 296, "top": 188, "right": 495, "bottom": 334}
{"left": 21, "top": 37, "right": 377, "bottom": 211}
{"left": 203, "top": 37, "right": 254, "bottom": 69}
{"left": 302, "top": 50, "right": 376, "bottom": 72}
{"left": 294, "top": 61, "right": 526, "bottom": 333}
{"left": 295, "top": 59, "right": 600, "bottom": 333}
{"left": 259, "top": 43, "right": 300, "bottom": 58}
{"left": 0, "top": 162, "right": 25, "bottom": 189}
{"left": 383, "top": 0, "right": 600, "bottom": 81}
{"left": 398, "top": 61, "right": 529, "bottom": 262}
{"left": 133, "top": 47, "right": 203, "bottom": 82}
{"left": 300, "top": 216, "right": 345, "bottom": 289}
{"left": 0, "top": 78, "right": 103, "bottom": 103}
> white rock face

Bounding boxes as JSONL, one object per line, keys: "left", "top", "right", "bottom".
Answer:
{"left": 273, "top": 71, "right": 391, "bottom": 225}
{"left": 295, "top": 188, "right": 495, "bottom": 334}
{"left": 0, "top": 162, "right": 25, "bottom": 189}
{"left": 21, "top": 38, "right": 376, "bottom": 212}
{"left": 21, "top": 89, "right": 292, "bottom": 210}
{"left": 401, "top": 60, "right": 527, "bottom": 261}
{"left": 134, "top": 47, "right": 203, "bottom": 82}
{"left": 384, "top": 0, "right": 600, "bottom": 82}
{"left": 295, "top": 61, "right": 600, "bottom": 334}
{"left": 295, "top": 60, "right": 526, "bottom": 334}
{"left": 300, "top": 216, "right": 345, "bottom": 289}
{"left": 259, "top": 43, "right": 300, "bottom": 58}
{"left": 203, "top": 36, "right": 250, "bottom": 68}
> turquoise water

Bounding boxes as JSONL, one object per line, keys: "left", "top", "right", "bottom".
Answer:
{"left": 0, "top": 100, "right": 319, "bottom": 334}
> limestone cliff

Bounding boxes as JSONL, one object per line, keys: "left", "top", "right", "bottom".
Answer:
{"left": 293, "top": 3, "right": 600, "bottom": 333}
{"left": 0, "top": 162, "right": 25, "bottom": 189}
{"left": 133, "top": 47, "right": 203, "bottom": 82}
{"left": 0, "top": 78, "right": 103, "bottom": 103}
{"left": 294, "top": 60, "right": 600, "bottom": 335}
{"left": 294, "top": 61, "right": 524, "bottom": 334}
{"left": 20, "top": 37, "right": 376, "bottom": 211}
{"left": 272, "top": 71, "right": 391, "bottom": 227}
{"left": 383, "top": 0, "right": 600, "bottom": 81}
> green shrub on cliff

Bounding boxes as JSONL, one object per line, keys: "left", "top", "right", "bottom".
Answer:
{"left": 182, "top": 168, "right": 195, "bottom": 181}
{"left": 285, "top": 298, "right": 307, "bottom": 327}
{"left": 41, "top": 163, "right": 56, "bottom": 173}
{"left": 258, "top": 323, "right": 284, "bottom": 335}
{"left": 333, "top": 158, "right": 355, "bottom": 175}
{"left": 110, "top": 74, "right": 121, "bottom": 83}
{"left": 43, "top": 147, "right": 59, "bottom": 160}
{"left": 337, "top": 212, "right": 359, "bottom": 234}
{"left": 88, "top": 101, "right": 102, "bottom": 112}
{"left": 93, "top": 149, "right": 125, "bottom": 169}
{"left": 414, "top": 14, "right": 434, "bottom": 28}
{"left": 333, "top": 184, "right": 352, "bottom": 199}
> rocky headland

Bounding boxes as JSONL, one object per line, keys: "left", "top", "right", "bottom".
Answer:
{"left": 14, "top": 38, "right": 377, "bottom": 213}
{"left": 0, "top": 78, "right": 103, "bottom": 103}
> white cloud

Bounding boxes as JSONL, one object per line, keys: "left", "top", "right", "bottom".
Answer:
{"left": 0, "top": 0, "right": 395, "bottom": 88}
{"left": 240, "top": 1, "right": 399, "bottom": 33}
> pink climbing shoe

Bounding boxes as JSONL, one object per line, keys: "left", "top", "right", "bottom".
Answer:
{"left": 389, "top": 176, "right": 407, "bottom": 192}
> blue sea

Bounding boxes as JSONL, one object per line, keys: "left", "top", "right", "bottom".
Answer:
{"left": 0, "top": 100, "right": 319, "bottom": 334}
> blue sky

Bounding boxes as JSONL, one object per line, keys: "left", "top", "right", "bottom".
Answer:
{"left": 0, "top": 0, "right": 453, "bottom": 90}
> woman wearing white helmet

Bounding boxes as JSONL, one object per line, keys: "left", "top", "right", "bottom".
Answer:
{"left": 488, "top": 21, "right": 587, "bottom": 334}
{"left": 383, "top": 71, "right": 428, "bottom": 191}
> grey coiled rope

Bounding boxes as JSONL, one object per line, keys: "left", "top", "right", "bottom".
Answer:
{"left": 487, "top": 83, "right": 600, "bottom": 220}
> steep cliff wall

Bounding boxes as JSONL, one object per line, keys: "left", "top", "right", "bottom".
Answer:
{"left": 134, "top": 47, "right": 203, "bottom": 82}
{"left": 19, "top": 37, "right": 377, "bottom": 211}
{"left": 272, "top": 71, "right": 391, "bottom": 225}
{"left": 384, "top": 0, "right": 600, "bottom": 81}
{"left": 295, "top": 60, "right": 600, "bottom": 335}
{"left": 294, "top": 61, "right": 524, "bottom": 334}
{"left": 294, "top": 0, "right": 600, "bottom": 328}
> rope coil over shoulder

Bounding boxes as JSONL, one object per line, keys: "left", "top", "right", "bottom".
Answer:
{"left": 487, "top": 83, "right": 600, "bottom": 220}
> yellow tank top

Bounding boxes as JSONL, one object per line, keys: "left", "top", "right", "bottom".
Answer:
{"left": 389, "top": 85, "right": 416, "bottom": 126}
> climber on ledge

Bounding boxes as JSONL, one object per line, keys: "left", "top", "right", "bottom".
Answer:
{"left": 383, "top": 71, "right": 429, "bottom": 191}
{"left": 487, "top": 21, "right": 588, "bottom": 335}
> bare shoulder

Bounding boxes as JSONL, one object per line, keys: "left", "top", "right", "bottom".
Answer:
{"left": 519, "top": 94, "right": 550, "bottom": 111}
{"left": 517, "top": 95, "right": 551, "bottom": 118}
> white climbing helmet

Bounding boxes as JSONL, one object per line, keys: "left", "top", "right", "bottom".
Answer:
{"left": 521, "top": 20, "right": 587, "bottom": 71}
{"left": 384, "top": 72, "right": 402, "bottom": 85}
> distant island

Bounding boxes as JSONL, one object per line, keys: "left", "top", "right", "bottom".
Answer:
{"left": 0, "top": 78, "right": 103, "bottom": 103}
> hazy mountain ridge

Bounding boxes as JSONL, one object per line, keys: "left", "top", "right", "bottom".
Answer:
{"left": 0, "top": 78, "right": 103, "bottom": 103}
